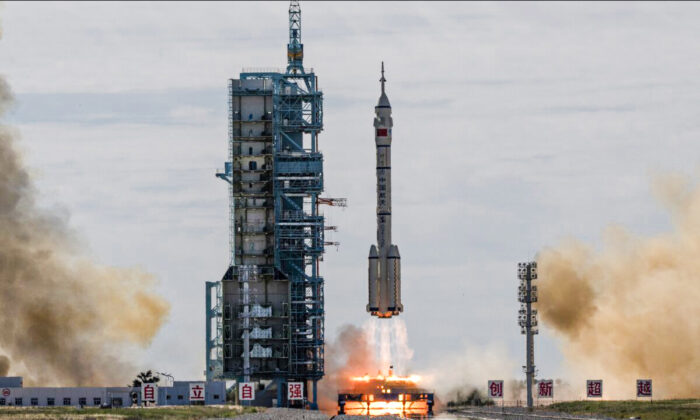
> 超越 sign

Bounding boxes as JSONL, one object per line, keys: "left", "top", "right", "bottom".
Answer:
{"left": 587, "top": 380, "right": 603, "bottom": 398}
{"left": 637, "top": 379, "right": 652, "bottom": 397}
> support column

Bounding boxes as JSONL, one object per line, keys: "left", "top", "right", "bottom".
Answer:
{"left": 205, "top": 283, "right": 212, "bottom": 381}
{"left": 518, "top": 262, "right": 538, "bottom": 411}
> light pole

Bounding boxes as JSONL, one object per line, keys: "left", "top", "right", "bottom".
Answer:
{"left": 518, "top": 261, "right": 538, "bottom": 410}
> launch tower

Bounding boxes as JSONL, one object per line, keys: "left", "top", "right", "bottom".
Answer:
{"left": 206, "top": 1, "right": 331, "bottom": 408}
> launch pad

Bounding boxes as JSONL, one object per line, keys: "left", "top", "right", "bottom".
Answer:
{"left": 337, "top": 370, "right": 434, "bottom": 418}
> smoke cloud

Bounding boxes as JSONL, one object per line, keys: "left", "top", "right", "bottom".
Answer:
{"left": 318, "top": 319, "right": 417, "bottom": 412}
{"left": 0, "top": 27, "right": 169, "bottom": 385}
{"left": 423, "top": 343, "right": 517, "bottom": 404}
{"left": 318, "top": 324, "right": 380, "bottom": 412}
{"left": 537, "top": 174, "right": 700, "bottom": 398}
{"left": 0, "top": 356, "right": 9, "bottom": 377}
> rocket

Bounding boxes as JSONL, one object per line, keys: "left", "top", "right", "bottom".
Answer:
{"left": 367, "top": 62, "right": 403, "bottom": 318}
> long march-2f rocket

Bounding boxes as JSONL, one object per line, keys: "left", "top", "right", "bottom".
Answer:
{"left": 367, "top": 63, "right": 403, "bottom": 318}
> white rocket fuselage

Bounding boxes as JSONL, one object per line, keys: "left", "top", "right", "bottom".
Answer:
{"left": 368, "top": 65, "right": 403, "bottom": 318}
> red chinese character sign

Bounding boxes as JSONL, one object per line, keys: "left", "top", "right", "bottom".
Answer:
{"left": 488, "top": 380, "right": 503, "bottom": 398}
{"left": 239, "top": 382, "right": 255, "bottom": 401}
{"left": 287, "top": 382, "right": 304, "bottom": 401}
{"left": 141, "top": 383, "right": 157, "bottom": 405}
{"left": 538, "top": 380, "right": 553, "bottom": 398}
{"left": 1, "top": 388, "right": 10, "bottom": 397}
{"left": 189, "top": 383, "right": 206, "bottom": 402}
{"left": 587, "top": 380, "right": 603, "bottom": 398}
{"left": 637, "top": 379, "right": 652, "bottom": 397}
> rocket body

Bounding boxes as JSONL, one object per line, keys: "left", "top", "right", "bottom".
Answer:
{"left": 368, "top": 64, "right": 403, "bottom": 318}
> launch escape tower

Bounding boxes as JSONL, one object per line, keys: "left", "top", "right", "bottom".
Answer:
{"left": 206, "top": 1, "right": 340, "bottom": 407}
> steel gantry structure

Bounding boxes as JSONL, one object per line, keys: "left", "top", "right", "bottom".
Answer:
{"left": 206, "top": 1, "right": 337, "bottom": 409}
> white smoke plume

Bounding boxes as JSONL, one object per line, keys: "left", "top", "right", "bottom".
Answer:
{"left": 422, "top": 343, "right": 517, "bottom": 402}
{"left": 365, "top": 318, "right": 414, "bottom": 374}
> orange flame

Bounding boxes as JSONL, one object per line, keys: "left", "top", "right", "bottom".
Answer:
{"left": 342, "top": 400, "right": 430, "bottom": 417}
{"left": 342, "top": 371, "right": 430, "bottom": 417}
{"left": 350, "top": 373, "right": 422, "bottom": 384}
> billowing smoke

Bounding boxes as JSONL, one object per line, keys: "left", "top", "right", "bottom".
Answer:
{"left": 0, "top": 29, "right": 169, "bottom": 385}
{"left": 318, "top": 318, "right": 417, "bottom": 412}
{"left": 423, "top": 343, "right": 517, "bottom": 404}
{"left": 537, "top": 174, "right": 700, "bottom": 398}
{"left": 0, "top": 356, "right": 9, "bottom": 377}
{"left": 318, "top": 324, "right": 380, "bottom": 412}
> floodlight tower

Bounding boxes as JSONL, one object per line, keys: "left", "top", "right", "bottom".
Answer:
{"left": 518, "top": 261, "right": 538, "bottom": 410}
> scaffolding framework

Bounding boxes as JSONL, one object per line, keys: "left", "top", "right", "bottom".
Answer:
{"left": 207, "top": 4, "right": 328, "bottom": 408}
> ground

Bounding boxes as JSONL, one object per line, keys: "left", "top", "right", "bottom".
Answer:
{"left": 548, "top": 399, "right": 700, "bottom": 420}
{"left": 2, "top": 401, "right": 698, "bottom": 419}
{"left": 0, "top": 406, "right": 400, "bottom": 419}
{"left": 0, "top": 405, "right": 263, "bottom": 419}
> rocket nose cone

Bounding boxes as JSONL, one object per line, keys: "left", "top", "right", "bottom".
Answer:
{"left": 377, "top": 92, "right": 391, "bottom": 108}
{"left": 369, "top": 245, "right": 378, "bottom": 257}
{"left": 388, "top": 245, "right": 400, "bottom": 258}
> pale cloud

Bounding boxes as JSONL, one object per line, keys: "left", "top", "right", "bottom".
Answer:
{"left": 1, "top": 1, "right": 700, "bottom": 383}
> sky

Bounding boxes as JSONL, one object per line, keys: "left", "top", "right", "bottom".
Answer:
{"left": 2, "top": 1, "right": 700, "bottom": 386}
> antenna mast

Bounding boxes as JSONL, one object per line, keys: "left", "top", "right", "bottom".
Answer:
{"left": 287, "top": 1, "right": 304, "bottom": 74}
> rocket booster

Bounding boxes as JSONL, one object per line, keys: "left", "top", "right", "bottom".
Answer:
{"left": 368, "top": 62, "right": 403, "bottom": 318}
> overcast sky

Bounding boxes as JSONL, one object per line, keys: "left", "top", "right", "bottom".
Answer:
{"left": 2, "top": 1, "right": 700, "bottom": 384}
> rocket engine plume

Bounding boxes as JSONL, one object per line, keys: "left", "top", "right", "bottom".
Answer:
{"left": 319, "top": 319, "right": 417, "bottom": 413}
{"left": 0, "top": 26, "right": 169, "bottom": 385}
{"left": 537, "top": 174, "right": 700, "bottom": 398}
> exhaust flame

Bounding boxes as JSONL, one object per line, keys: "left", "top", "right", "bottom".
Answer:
{"left": 351, "top": 374, "right": 422, "bottom": 384}
{"left": 0, "top": 21, "right": 169, "bottom": 386}
{"left": 366, "top": 317, "right": 414, "bottom": 374}
{"left": 537, "top": 174, "right": 700, "bottom": 398}
{"left": 341, "top": 370, "right": 433, "bottom": 417}
{"left": 319, "top": 319, "right": 422, "bottom": 413}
